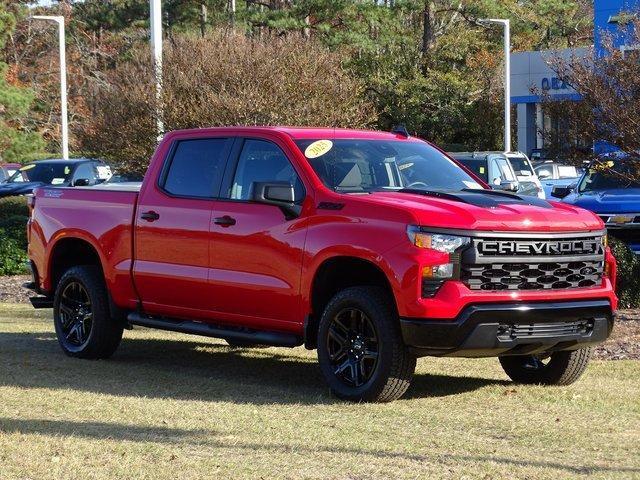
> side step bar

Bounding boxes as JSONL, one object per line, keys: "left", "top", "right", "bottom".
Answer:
{"left": 29, "top": 296, "right": 54, "bottom": 309}
{"left": 127, "top": 313, "right": 302, "bottom": 348}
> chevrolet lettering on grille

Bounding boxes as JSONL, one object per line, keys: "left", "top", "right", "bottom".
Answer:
{"left": 478, "top": 239, "right": 600, "bottom": 256}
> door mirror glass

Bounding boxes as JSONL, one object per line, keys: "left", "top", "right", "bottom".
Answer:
{"left": 73, "top": 178, "right": 90, "bottom": 187}
{"left": 551, "top": 185, "right": 573, "bottom": 199}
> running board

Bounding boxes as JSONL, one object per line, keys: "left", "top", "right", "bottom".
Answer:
{"left": 127, "top": 313, "right": 302, "bottom": 348}
{"left": 29, "top": 296, "right": 53, "bottom": 309}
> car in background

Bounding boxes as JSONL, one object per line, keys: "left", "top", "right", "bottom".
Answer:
{"left": 552, "top": 159, "right": 640, "bottom": 254}
{"left": 530, "top": 148, "right": 549, "bottom": 164}
{"left": 0, "top": 163, "right": 21, "bottom": 183}
{"left": 534, "top": 162, "right": 584, "bottom": 198}
{"left": 504, "top": 152, "right": 545, "bottom": 199}
{"left": 450, "top": 152, "right": 540, "bottom": 197}
{"left": 0, "top": 158, "right": 111, "bottom": 198}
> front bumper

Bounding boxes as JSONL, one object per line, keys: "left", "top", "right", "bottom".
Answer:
{"left": 400, "top": 300, "right": 613, "bottom": 358}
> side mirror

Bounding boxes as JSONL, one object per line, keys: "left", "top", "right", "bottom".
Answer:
{"left": 494, "top": 180, "right": 519, "bottom": 193}
{"left": 73, "top": 178, "right": 90, "bottom": 187}
{"left": 252, "top": 181, "right": 301, "bottom": 218}
{"left": 551, "top": 184, "right": 575, "bottom": 199}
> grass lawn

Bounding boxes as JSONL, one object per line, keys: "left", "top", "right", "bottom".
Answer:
{"left": 0, "top": 303, "right": 638, "bottom": 480}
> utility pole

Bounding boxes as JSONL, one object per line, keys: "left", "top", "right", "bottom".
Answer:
{"left": 229, "top": 0, "right": 236, "bottom": 26}
{"left": 479, "top": 18, "right": 511, "bottom": 153}
{"left": 150, "top": 0, "right": 164, "bottom": 139}
{"left": 32, "top": 16, "right": 69, "bottom": 159}
{"left": 200, "top": 2, "right": 207, "bottom": 37}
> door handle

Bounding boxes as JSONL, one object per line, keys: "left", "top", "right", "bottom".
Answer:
{"left": 140, "top": 211, "right": 160, "bottom": 222}
{"left": 214, "top": 215, "right": 236, "bottom": 227}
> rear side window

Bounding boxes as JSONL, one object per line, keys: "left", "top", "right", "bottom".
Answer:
{"left": 163, "top": 138, "right": 229, "bottom": 198}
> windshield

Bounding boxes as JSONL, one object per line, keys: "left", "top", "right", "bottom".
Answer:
{"left": 6, "top": 163, "right": 74, "bottom": 185}
{"left": 508, "top": 156, "right": 533, "bottom": 176}
{"left": 295, "top": 139, "right": 483, "bottom": 193}
{"left": 578, "top": 162, "right": 640, "bottom": 192}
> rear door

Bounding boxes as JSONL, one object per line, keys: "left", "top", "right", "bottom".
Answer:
{"left": 133, "top": 136, "right": 233, "bottom": 320}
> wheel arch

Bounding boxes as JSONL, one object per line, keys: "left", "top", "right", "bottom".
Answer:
{"left": 304, "top": 255, "right": 399, "bottom": 349}
{"left": 48, "top": 235, "right": 106, "bottom": 293}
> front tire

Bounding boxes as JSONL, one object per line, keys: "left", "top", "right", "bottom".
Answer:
{"left": 317, "top": 286, "right": 416, "bottom": 402}
{"left": 53, "top": 266, "right": 123, "bottom": 359}
{"left": 499, "top": 347, "right": 593, "bottom": 385}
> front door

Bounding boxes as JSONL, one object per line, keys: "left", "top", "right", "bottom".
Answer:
{"left": 133, "top": 136, "right": 232, "bottom": 320}
{"left": 208, "top": 138, "right": 308, "bottom": 330}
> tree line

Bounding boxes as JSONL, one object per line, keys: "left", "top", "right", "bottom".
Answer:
{"left": 1, "top": 0, "right": 595, "bottom": 171}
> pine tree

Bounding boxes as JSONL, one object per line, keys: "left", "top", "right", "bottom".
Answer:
{"left": 0, "top": 2, "right": 43, "bottom": 162}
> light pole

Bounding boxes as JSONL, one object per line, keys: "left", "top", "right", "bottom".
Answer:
{"left": 479, "top": 18, "right": 511, "bottom": 153}
{"left": 150, "top": 0, "right": 164, "bottom": 139}
{"left": 32, "top": 15, "right": 69, "bottom": 159}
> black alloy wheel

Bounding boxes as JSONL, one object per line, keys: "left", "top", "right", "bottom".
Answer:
{"left": 327, "top": 307, "right": 379, "bottom": 387}
{"left": 53, "top": 265, "right": 123, "bottom": 359}
{"left": 58, "top": 281, "right": 93, "bottom": 348}
{"left": 317, "top": 286, "right": 416, "bottom": 402}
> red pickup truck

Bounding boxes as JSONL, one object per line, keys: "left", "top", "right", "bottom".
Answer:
{"left": 26, "top": 127, "right": 617, "bottom": 402}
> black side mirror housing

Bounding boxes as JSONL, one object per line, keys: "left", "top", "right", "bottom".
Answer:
{"left": 551, "top": 184, "right": 574, "bottom": 199}
{"left": 252, "top": 181, "right": 301, "bottom": 218}
{"left": 73, "top": 178, "right": 90, "bottom": 187}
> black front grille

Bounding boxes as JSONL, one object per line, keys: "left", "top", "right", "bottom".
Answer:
{"left": 461, "top": 234, "right": 605, "bottom": 291}
{"left": 464, "top": 260, "right": 603, "bottom": 291}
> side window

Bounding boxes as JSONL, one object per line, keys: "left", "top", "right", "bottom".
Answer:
{"left": 163, "top": 138, "right": 229, "bottom": 198}
{"left": 73, "top": 163, "right": 96, "bottom": 184}
{"left": 230, "top": 139, "right": 304, "bottom": 203}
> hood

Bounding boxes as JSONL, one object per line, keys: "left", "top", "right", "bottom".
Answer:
{"left": 362, "top": 189, "right": 603, "bottom": 232}
{"left": 564, "top": 188, "right": 640, "bottom": 214}
{"left": 0, "top": 181, "right": 46, "bottom": 197}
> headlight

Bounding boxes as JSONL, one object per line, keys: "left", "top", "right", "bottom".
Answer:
{"left": 407, "top": 226, "right": 470, "bottom": 253}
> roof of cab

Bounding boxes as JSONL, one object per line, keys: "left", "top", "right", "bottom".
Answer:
{"left": 27, "top": 158, "right": 102, "bottom": 165}
{"left": 165, "top": 126, "right": 417, "bottom": 141}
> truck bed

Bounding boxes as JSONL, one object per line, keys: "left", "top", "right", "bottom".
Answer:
{"left": 29, "top": 186, "right": 139, "bottom": 309}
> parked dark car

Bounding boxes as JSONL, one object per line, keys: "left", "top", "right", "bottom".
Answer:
{"left": 0, "top": 163, "right": 21, "bottom": 183}
{"left": 450, "top": 152, "right": 540, "bottom": 197}
{"left": 0, "top": 158, "right": 111, "bottom": 198}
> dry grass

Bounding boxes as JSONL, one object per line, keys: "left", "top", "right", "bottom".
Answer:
{"left": 0, "top": 303, "right": 638, "bottom": 480}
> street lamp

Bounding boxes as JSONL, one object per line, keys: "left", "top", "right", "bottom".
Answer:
{"left": 31, "top": 15, "right": 69, "bottom": 160}
{"left": 479, "top": 18, "right": 511, "bottom": 153}
{"left": 150, "top": 0, "right": 163, "bottom": 139}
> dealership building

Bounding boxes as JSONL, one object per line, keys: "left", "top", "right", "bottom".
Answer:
{"left": 511, "top": 0, "right": 638, "bottom": 157}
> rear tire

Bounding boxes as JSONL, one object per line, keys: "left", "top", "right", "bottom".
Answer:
{"left": 317, "top": 286, "right": 416, "bottom": 402}
{"left": 53, "top": 266, "right": 123, "bottom": 359}
{"left": 499, "top": 347, "right": 593, "bottom": 385}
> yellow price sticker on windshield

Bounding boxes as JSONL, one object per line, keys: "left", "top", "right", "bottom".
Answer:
{"left": 305, "top": 140, "right": 333, "bottom": 159}
{"left": 479, "top": 166, "right": 485, "bottom": 174}
{"left": 64, "top": 166, "right": 71, "bottom": 174}
{"left": 20, "top": 164, "right": 36, "bottom": 171}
